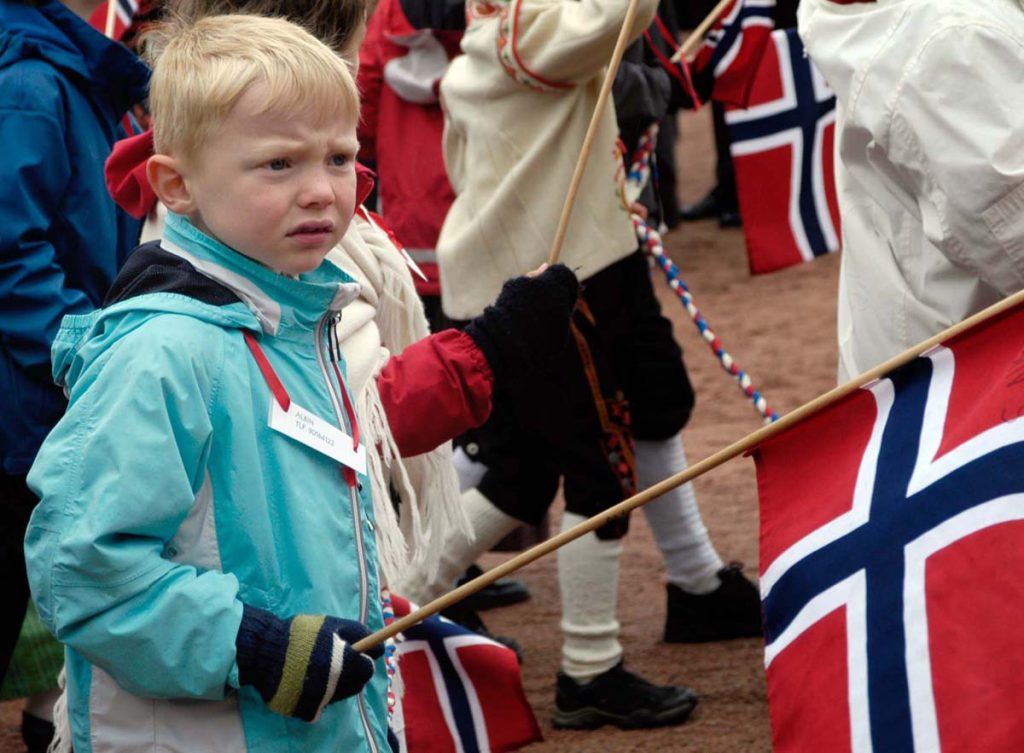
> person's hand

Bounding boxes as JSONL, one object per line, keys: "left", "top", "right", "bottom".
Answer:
{"left": 630, "top": 202, "right": 648, "bottom": 221}
{"left": 236, "top": 604, "right": 383, "bottom": 722}
{"left": 465, "top": 264, "right": 580, "bottom": 378}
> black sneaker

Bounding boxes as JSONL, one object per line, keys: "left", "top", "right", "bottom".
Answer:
{"left": 678, "top": 191, "right": 721, "bottom": 222}
{"left": 664, "top": 563, "right": 763, "bottom": 643}
{"left": 553, "top": 662, "right": 698, "bottom": 730}
{"left": 456, "top": 564, "right": 531, "bottom": 612}
{"left": 718, "top": 208, "right": 742, "bottom": 228}
{"left": 22, "top": 712, "right": 55, "bottom": 753}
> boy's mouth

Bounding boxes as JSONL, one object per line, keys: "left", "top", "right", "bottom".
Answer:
{"left": 287, "top": 220, "right": 335, "bottom": 238}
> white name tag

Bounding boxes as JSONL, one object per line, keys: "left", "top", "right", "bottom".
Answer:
{"left": 269, "top": 400, "right": 367, "bottom": 475}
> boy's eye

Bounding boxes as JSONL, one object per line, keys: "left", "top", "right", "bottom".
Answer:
{"left": 330, "top": 154, "right": 349, "bottom": 167}
{"left": 266, "top": 158, "right": 289, "bottom": 171}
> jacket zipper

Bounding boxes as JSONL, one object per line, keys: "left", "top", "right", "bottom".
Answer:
{"left": 314, "top": 312, "right": 380, "bottom": 753}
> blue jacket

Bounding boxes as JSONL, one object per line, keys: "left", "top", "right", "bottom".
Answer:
{"left": 0, "top": 0, "right": 149, "bottom": 474}
{"left": 25, "top": 214, "right": 390, "bottom": 753}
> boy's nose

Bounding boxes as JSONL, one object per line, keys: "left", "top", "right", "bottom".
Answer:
{"left": 299, "top": 169, "right": 336, "bottom": 207}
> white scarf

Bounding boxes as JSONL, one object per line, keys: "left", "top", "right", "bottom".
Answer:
{"left": 327, "top": 214, "right": 471, "bottom": 584}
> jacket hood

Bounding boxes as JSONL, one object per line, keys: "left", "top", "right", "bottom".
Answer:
{"left": 51, "top": 213, "right": 361, "bottom": 390}
{"left": 0, "top": 0, "right": 149, "bottom": 113}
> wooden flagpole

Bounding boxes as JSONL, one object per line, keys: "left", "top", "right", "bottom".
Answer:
{"left": 670, "top": 0, "right": 733, "bottom": 64}
{"left": 546, "top": 0, "right": 646, "bottom": 266}
{"left": 354, "top": 286, "right": 1024, "bottom": 652}
{"left": 103, "top": 0, "right": 119, "bottom": 38}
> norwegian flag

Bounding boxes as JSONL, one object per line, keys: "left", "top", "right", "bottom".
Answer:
{"left": 88, "top": 0, "right": 139, "bottom": 40}
{"left": 726, "top": 28, "right": 840, "bottom": 275}
{"left": 390, "top": 595, "right": 542, "bottom": 753}
{"left": 692, "top": 0, "right": 776, "bottom": 107}
{"left": 754, "top": 302, "right": 1024, "bottom": 752}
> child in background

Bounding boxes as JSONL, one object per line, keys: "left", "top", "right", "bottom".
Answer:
{"left": 424, "top": 0, "right": 762, "bottom": 730}
{"left": 26, "top": 14, "right": 576, "bottom": 752}
{"left": 356, "top": 0, "right": 464, "bottom": 316}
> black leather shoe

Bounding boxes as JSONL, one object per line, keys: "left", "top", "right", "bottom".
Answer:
{"left": 664, "top": 563, "right": 763, "bottom": 643}
{"left": 457, "top": 564, "right": 531, "bottom": 611}
{"left": 718, "top": 208, "right": 742, "bottom": 228}
{"left": 553, "top": 661, "right": 698, "bottom": 730}
{"left": 678, "top": 191, "right": 721, "bottom": 221}
{"left": 22, "top": 712, "right": 55, "bottom": 753}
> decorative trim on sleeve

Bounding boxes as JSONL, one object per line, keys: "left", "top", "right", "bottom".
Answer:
{"left": 471, "top": 0, "right": 574, "bottom": 92}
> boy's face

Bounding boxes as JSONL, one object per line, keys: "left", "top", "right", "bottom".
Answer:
{"left": 180, "top": 83, "right": 358, "bottom": 276}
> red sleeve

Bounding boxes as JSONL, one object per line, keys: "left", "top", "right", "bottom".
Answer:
{"left": 377, "top": 329, "right": 494, "bottom": 457}
{"left": 356, "top": 1, "right": 387, "bottom": 160}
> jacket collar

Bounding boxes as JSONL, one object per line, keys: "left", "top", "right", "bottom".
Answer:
{"left": 0, "top": 0, "right": 149, "bottom": 114}
{"left": 162, "top": 213, "right": 361, "bottom": 336}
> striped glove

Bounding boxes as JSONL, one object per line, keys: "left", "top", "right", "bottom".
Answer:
{"left": 235, "top": 604, "right": 383, "bottom": 722}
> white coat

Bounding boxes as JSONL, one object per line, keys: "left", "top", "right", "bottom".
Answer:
{"left": 798, "top": 0, "right": 1024, "bottom": 380}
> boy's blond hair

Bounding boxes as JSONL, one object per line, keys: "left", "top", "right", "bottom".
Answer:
{"left": 145, "top": 14, "right": 360, "bottom": 158}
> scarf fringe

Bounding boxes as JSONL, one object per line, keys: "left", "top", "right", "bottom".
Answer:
{"left": 47, "top": 668, "right": 71, "bottom": 753}
{"left": 343, "top": 220, "right": 472, "bottom": 584}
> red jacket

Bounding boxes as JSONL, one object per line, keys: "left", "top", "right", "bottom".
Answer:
{"left": 377, "top": 327, "right": 492, "bottom": 456}
{"left": 357, "top": 0, "right": 464, "bottom": 297}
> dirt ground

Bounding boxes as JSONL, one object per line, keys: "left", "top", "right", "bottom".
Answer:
{"left": 0, "top": 105, "right": 841, "bottom": 751}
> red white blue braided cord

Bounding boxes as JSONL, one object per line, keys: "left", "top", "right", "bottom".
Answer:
{"left": 627, "top": 126, "right": 658, "bottom": 191}
{"left": 634, "top": 215, "right": 778, "bottom": 424}
{"left": 380, "top": 589, "right": 399, "bottom": 720}
{"left": 623, "top": 123, "right": 777, "bottom": 422}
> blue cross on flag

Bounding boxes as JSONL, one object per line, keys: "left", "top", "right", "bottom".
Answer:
{"left": 726, "top": 28, "right": 842, "bottom": 274}
{"left": 692, "top": 0, "right": 776, "bottom": 107}
{"left": 754, "top": 302, "right": 1024, "bottom": 752}
{"left": 389, "top": 594, "right": 540, "bottom": 753}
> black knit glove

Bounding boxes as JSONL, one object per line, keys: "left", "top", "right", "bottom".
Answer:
{"left": 465, "top": 264, "right": 580, "bottom": 378}
{"left": 235, "top": 604, "right": 383, "bottom": 722}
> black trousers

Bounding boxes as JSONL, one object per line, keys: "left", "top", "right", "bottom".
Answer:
{"left": 0, "top": 473, "right": 38, "bottom": 683}
{"left": 458, "top": 251, "right": 696, "bottom": 539}
{"left": 711, "top": 101, "right": 738, "bottom": 210}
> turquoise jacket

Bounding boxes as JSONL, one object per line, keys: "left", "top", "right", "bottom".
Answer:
{"left": 25, "top": 214, "right": 389, "bottom": 753}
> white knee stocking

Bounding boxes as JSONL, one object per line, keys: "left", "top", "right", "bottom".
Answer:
{"left": 637, "top": 434, "right": 723, "bottom": 594}
{"left": 395, "top": 487, "right": 520, "bottom": 602}
{"left": 558, "top": 511, "right": 624, "bottom": 681}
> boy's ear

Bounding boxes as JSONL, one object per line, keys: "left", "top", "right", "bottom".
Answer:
{"left": 147, "top": 154, "right": 196, "bottom": 215}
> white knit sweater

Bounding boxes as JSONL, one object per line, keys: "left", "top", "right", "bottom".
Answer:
{"left": 436, "top": 0, "right": 658, "bottom": 320}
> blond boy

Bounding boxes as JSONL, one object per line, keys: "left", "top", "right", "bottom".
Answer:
{"left": 25, "top": 15, "right": 413, "bottom": 752}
